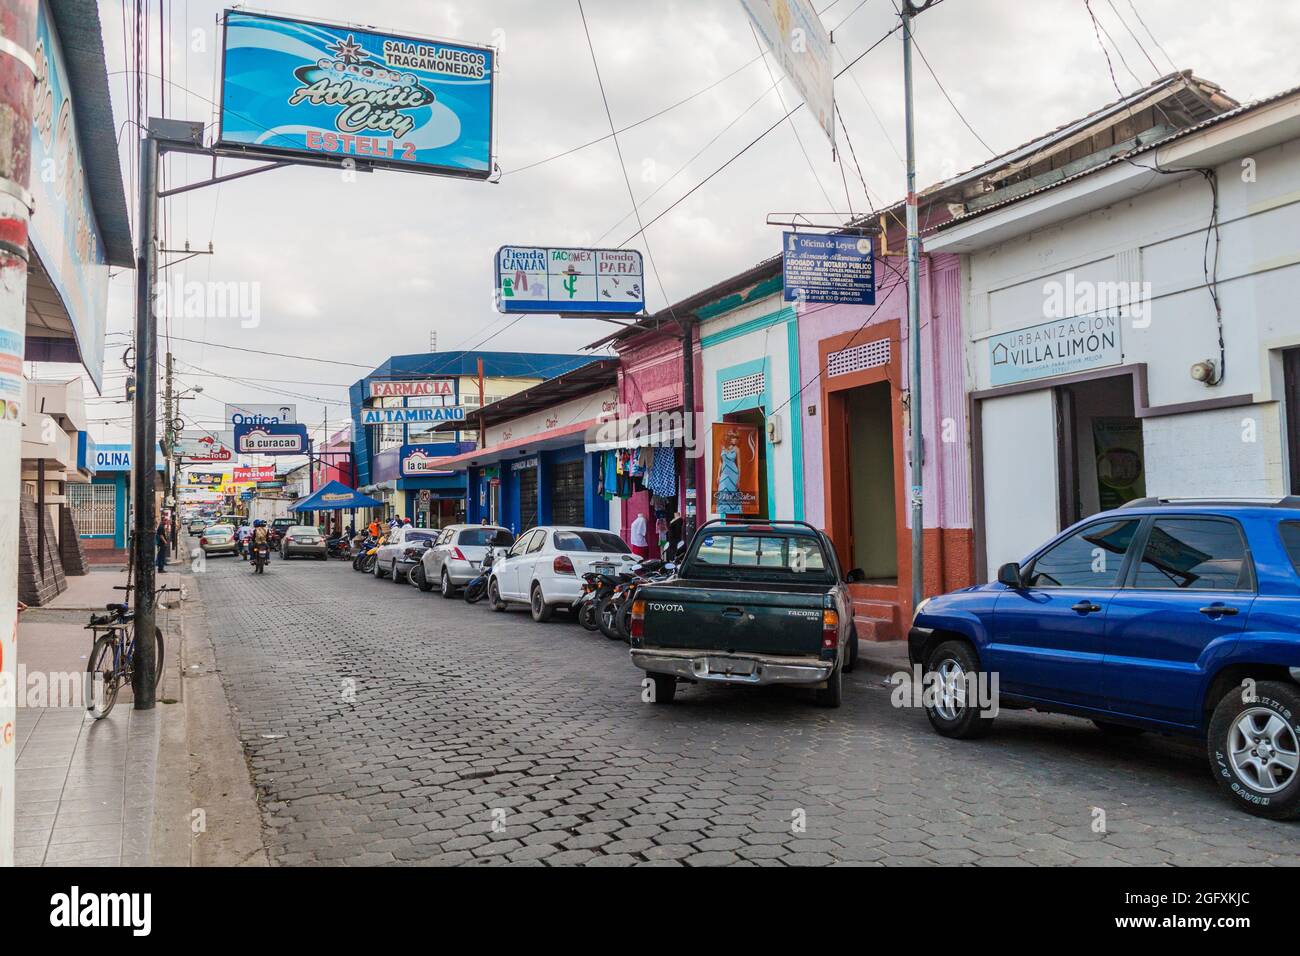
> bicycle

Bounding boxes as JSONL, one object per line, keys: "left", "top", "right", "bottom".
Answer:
{"left": 84, "top": 584, "right": 177, "bottom": 719}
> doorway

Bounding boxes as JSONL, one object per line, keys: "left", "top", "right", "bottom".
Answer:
{"left": 517, "top": 467, "right": 538, "bottom": 531}
{"left": 1055, "top": 373, "right": 1145, "bottom": 526}
{"left": 845, "top": 381, "right": 897, "bottom": 583}
{"left": 1285, "top": 348, "right": 1300, "bottom": 492}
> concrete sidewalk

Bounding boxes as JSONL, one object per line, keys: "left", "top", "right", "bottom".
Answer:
{"left": 13, "top": 565, "right": 185, "bottom": 866}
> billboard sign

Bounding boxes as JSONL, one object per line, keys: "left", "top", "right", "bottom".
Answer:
{"left": 177, "top": 431, "right": 234, "bottom": 462}
{"left": 186, "top": 470, "right": 226, "bottom": 487}
{"left": 740, "top": 0, "right": 834, "bottom": 147}
{"left": 233, "top": 465, "right": 276, "bottom": 483}
{"left": 988, "top": 314, "right": 1123, "bottom": 386}
{"left": 225, "top": 403, "right": 296, "bottom": 427}
{"left": 400, "top": 444, "right": 454, "bottom": 476}
{"left": 368, "top": 379, "right": 455, "bottom": 399}
{"left": 27, "top": 2, "right": 112, "bottom": 392}
{"left": 495, "top": 246, "right": 644, "bottom": 314}
{"left": 782, "top": 232, "right": 875, "bottom": 305}
{"left": 234, "top": 422, "right": 309, "bottom": 455}
{"left": 361, "top": 406, "right": 466, "bottom": 426}
{"left": 218, "top": 10, "right": 495, "bottom": 179}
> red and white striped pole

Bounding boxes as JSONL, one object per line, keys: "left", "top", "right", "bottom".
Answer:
{"left": 0, "top": 0, "right": 37, "bottom": 870}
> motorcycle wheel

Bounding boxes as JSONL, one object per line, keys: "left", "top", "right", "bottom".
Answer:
{"left": 464, "top": 578, "right": 486, "bottom": 604}
{"left": 597, "top": 595, "right": 623, "bottom": 641}
{"left": 578, "top": 600, "right": 598, "bottom": 631}
{"left": 617, "top": 600, "right": 635, "bottom": 643}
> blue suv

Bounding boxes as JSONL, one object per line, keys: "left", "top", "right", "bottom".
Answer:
{"left": 910, "top": 498, "right": 1300, "bottom": 819}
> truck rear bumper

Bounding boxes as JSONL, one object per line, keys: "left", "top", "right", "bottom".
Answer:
{"left": 631, "top": 649, "right": 833, "bottom": 686}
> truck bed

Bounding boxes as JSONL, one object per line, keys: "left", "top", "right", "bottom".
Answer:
{"left": 637, "top": 579, "right": 827, "bottom": 656}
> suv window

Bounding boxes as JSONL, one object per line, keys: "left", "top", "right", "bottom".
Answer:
{"left": 1132, "top": 517, "right": 1252, "bottom": 591}
{"left": 1280, "top": 522, "right": 1300, "bottom": 577}
{"left": 1024, "top": 519, "right": 1140, "bottom": 588}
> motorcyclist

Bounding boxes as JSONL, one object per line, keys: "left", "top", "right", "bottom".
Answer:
{"left": 251, "top": 519, "right": 271, "bottom": 570}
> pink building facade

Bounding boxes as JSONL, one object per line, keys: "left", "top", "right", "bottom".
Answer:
{"left": 796, "top": 225, "right": 972, "bottom": 640}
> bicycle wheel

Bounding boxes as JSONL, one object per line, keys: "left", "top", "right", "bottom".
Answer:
{"left": 86, "top": 633, "right": 121, "bottom": 718}
{"left": 153, "top": 626, "right": 165, "bottom": 689}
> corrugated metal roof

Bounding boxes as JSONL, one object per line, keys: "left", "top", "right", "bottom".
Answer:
{"left": 930, "top": 83, "right": 1300, "bottom": 232}
{"left": 48, "top": 0, "right": 134, "bottom": 267}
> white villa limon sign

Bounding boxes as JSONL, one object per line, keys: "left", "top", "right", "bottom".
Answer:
{"left": 989, "top": 314, "right": 1122, "bottom": 386}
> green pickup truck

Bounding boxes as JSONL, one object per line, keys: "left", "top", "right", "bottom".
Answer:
{"left": 629, "top": 519, "right": 863, "bottom": 708}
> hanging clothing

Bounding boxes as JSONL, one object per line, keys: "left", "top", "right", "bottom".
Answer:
{"left": 646, "top": 446, "right": 677, "bottom": 498}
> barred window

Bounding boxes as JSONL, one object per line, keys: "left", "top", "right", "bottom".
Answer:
{"left": 68, "top": 483, "right": 116, "bottom": 537}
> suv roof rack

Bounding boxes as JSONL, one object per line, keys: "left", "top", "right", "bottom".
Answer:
{"left": 1119, "top": 496, "right": 1300, "bottom": 510}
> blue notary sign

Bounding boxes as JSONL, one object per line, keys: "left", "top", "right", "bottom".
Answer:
{"left": 782, "top": 232, "right": 875, "bottom": 305}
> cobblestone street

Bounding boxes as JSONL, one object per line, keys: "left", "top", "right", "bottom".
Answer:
{"left": 193, "top": 552, "right": 1300, "bottom": 866}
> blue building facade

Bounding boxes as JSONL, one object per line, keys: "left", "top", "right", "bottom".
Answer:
{"left": 348, "top": 350, "right": 592, "bottom": 526}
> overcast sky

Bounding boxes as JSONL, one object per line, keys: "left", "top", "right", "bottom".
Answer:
{"left": 83, "top": 0, "right": 1300, "bottom": 450}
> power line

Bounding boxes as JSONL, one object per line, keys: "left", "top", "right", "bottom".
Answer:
{"left": 892, "top": 0, "right": 994, "bottom": 155}
{"left": 1107, "top": 0, "right": 1161, "bottom": 78}
{"left": 164, "top": 335, "right": 375, "bottom": 369}
{"left": 1125, "top": 0, "right": 1178, "bottom": 73}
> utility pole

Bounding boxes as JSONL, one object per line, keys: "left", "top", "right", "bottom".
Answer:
{"left": 0, "top": 0, "right": 37, "bottom": 868}
{"left": 130, "top": 128, "right": 159, "bottom": 710}
{"left": 902, "top": 1, "right": 929, "bottom": 614}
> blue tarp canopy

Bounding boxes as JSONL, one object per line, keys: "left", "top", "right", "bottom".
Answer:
{"left": 290, "top": 480, "right": 382, "bottom": 512}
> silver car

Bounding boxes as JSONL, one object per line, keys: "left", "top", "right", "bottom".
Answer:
{"left": 199, "top": 524, "right": 237, "bottom": 557}
{"left": 281, "top": 525, "right": 327, "bottom": 560}
{"left": 418, "top": 524, "right": 514, "bottom": 597}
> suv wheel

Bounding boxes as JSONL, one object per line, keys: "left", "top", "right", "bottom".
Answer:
{"left": 439, "top": 569, "right": 456, "bottom": 599}
{"left": 530, "top": 583, "right": 553, "bottom": 623}
{"left": 922, "top": 640, "right": 995, "bottom": 739}
{"left": 1208, "top": 680, "right": 1300, "bottom": 819}
{"left": 844, "top": 626, "right": 859, "bottom": 673}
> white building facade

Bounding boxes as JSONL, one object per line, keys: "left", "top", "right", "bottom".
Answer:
{"left": 927, "top": 88, "right": 1300, "bottom": 576}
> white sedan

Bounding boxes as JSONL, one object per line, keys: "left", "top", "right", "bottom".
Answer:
{"left": 372, "top": 525, "right": 440, "bottom": 582}
{"left": 489, "top": 525, "right": 638, "bottom": 622}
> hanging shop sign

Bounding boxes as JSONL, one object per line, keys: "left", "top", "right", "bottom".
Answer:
{"left": 226, "top": 403, "right": 297, "bottom": 427}
{"left": 988, "top": 314, "right": 1122, "bottom": 387}
{"left": 233, "top": 465, "right": 276, "bottom": 483}
{"left": 400, "top": 444, "right": 453, "bottom": 477}
{"left": 362, "top": 406, "right": 466, "bottom": 425}
{"left": 710, "top": 422, "right": 761, "bottom": 516}
{"left": 256, "top": 479, "right": 287, "bottom": 490}
{"left": 186, "top": 470, "right": 225, "bottom": 487}
{"left": 495, "top": 246, "right": 644, "bottom": 315}
{"left": 368, "top": 379, "right": 455, "bottom": 399}
{"left": 218, "top": 10, "right": 495, "bottom": 180}
{"left": 177, "top": 431, "right": 234, "bottom": 462}
{"left": 234, "top": 422, "right": 309, "bottom": 455}
{"left": 782, "top": 232, "right": 875, "bottom": 305}
{"left": 740, "top": 0, "right": 834, "bottom": 147}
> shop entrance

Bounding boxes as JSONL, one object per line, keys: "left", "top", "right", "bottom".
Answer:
{"left": 722, "top": 408, "right": 768, "bottom": 518}
{"left": 518, "top": 467, "right": 538, "bottom": 531}
{"left": 1284, "top": 348, "right": 1300, "bottom": 492}
{"left": 844, "top": 381, "right": 897, "bottom": 583}
{"left": 1054, "top": 373, "right": 1146, "bottom": 525}
{"left": 551, "top": 459, "right": 584, "bottom": 526}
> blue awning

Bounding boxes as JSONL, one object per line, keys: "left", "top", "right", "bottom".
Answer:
{"left": 290, "top": 480, "right": 383, "bottom": 512}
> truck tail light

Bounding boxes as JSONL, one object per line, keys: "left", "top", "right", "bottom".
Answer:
{"left": 822, "top": 608, "right": 839, "bottom": 649}
{"left": 631, "top": 599, "right": 645, "bottom": 639}
{"left": 553, "top": 555, "right": 575, "bottom": 575}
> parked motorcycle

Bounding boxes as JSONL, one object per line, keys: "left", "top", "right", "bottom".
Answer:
{"left": 599, "top": 559, "right": 675, "bottom": 642}
{"left": 463, "top": 546, "right": 507, "bottom": 604}
{"left": 354, "top": 535, "right": 383, "bottom": 574}
{"left": 351, "top": 535, "right": 375, "bottom": 571}
{"left": 326, "top": 535, "right": 352, "bottom": 559}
